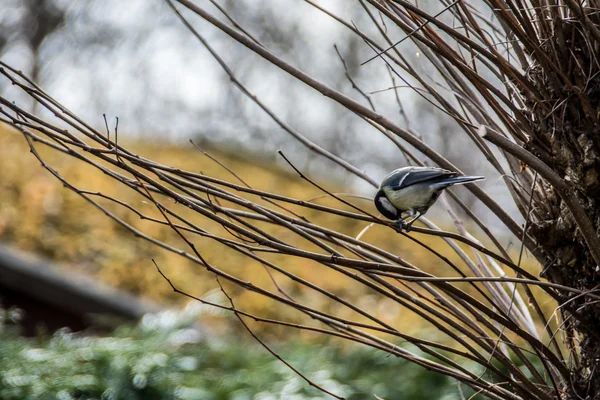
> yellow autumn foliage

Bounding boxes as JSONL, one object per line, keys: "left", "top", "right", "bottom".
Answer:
{"left": 0, "top": 124, "right": 549, "bottom": 340}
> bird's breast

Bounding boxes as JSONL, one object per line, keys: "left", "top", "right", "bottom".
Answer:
{"left": 383, "top": 184, "right": 436, "bottom": 212}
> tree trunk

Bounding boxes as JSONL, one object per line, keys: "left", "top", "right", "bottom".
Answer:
{"left": 525, "top": 20, "right": 600, "bottom": 397}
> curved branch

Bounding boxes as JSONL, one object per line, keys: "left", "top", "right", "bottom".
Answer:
{"left": 173, "top": 0, "right": 526, "bottom": 245}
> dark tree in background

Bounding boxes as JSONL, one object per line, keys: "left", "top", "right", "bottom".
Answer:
{"left": 3, "top": 1, "right": 600, "bottom": 399}
{"left": 0, "top": 0, "right": 65, "bottom": 102}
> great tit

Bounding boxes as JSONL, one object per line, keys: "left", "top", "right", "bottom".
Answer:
{"left": 374, "top": 166, "right": 484, "bottom": 232}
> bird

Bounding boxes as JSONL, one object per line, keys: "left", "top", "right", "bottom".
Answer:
{"left": 374, "top": 166, "right": 485, "bottom": 232}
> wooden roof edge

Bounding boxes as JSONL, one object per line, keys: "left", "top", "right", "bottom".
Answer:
{"left": 0, "top": 243, "right": 161, "bottom": 320}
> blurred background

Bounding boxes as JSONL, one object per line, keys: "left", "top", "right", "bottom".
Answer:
{"left": 0, "top": 1, "right": 530, "bottom": 399}
{"left": 0, "top": 0, "right": 511, "bottom": 209}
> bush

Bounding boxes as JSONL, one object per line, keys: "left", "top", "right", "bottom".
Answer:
{"left": 0, "top": 305, "right": 467, "bottom": 400}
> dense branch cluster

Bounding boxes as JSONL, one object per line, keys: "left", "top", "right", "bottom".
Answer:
{"left": 2, "top": 0, "right": 600, "bottom": 399}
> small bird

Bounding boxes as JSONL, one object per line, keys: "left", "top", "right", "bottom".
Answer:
{"left": 374, "top": 166, "right": 484, "bottom": 232}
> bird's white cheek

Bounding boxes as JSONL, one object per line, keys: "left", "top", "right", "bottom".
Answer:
{"left": 378, "top": 196, "right": 398, "bottom": 216}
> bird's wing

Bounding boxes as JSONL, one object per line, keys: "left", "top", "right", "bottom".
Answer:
{"left": 388, "top": 168, "right": 456, "bottom": 190}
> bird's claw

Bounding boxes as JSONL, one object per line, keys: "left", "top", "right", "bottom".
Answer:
{"left": 394, "top": 219, "right": 409, "bottom": 233}
{"left": 395, "top": 220, "right": 403, "bottom": 232}
{"left": 394, "top": 219, "right": 412, "bottom": 233}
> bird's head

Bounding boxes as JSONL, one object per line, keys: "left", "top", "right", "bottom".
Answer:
{"left": 374, "top": 190, "right": 399, "bottom": 220}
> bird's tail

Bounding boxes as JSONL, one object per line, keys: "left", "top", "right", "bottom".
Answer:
{"left": 439, "top": 176, "right": 485, "bottom": 187}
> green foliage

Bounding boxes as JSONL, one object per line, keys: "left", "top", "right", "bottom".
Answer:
{"left": 0, "top": 306, "right": 469, "bottom": 400}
